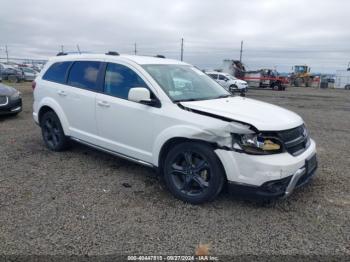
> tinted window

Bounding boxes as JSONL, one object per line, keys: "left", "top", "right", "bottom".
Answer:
{"left": 218, "top": 74, "right": 227, "bottom": 80}
{"left": 67, "top": 61, "right": 101, "bottom": 90}
{"left": 208, "top": 74, "right": 218, "bottom": 80}
{"left": 43, "top": 62, "right": 72, "bottom": 84}
{"left": 104, "top": 63, "right": 147, "bottom": 99}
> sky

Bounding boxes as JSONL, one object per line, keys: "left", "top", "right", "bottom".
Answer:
{"left": 0, "top": 0, "right": 349, "bottom": 73}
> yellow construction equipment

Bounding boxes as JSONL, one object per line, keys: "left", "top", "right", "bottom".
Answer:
{"left": 290, "top": 65, "right": 314, "bottom": 87}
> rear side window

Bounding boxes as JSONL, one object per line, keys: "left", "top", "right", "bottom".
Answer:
{"left": 208, "top": 74, "right": 218, "bottom": 80}
{"left": 42, "top": 61, "right": 72, "bottom": 84}
{"left": 104, "top": 63, "right": 147, "bottom": 99}
{"left": 67, "top": 61, "right": 101, "bottom": 91}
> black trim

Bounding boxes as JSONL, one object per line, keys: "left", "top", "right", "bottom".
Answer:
{"left": 227, "top": 166, "right": 317, "bottom": 200}
{"left": 105, "top": 51, "right": 119, "bottom": 56}
{"left": 178, "top": 104, "right": 258, "bottom": 132}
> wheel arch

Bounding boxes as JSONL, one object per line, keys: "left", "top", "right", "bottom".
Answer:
{"left": 37, "top": 98, "right": 70, "bottom": 135}
{"left": 157, "top": 137, "right": 217, "bottom": 169}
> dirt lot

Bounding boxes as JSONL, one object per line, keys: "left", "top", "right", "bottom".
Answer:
{"left": 0, "top": 82, "right": 349, "bottom": 259}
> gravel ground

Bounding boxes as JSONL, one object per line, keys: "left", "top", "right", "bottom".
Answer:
{"left": 0, "top": 83, "right": 349, "bottom": 259}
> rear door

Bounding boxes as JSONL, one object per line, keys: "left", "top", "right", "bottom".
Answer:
{"left": 62, "top": 60, "right": 103, "bottom": 143}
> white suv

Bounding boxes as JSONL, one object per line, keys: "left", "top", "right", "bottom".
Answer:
{"left": 33, "top": 53, "right": 317, "bottom": 204}
{"left": 206, "top": 71, "right": 248, "bottom": 93}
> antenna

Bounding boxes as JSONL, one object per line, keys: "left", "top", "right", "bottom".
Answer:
{"left": 76, "top": 44, "right": 81, "bottom": 54}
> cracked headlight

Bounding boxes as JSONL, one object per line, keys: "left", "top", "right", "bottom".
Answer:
{"left": 232, "top": 133, "right": 284, "bottom": 155}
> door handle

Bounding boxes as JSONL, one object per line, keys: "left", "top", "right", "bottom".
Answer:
{"left": 57, "top": 90, "right": 67, "bottom": 96}
{"left": 97, "top": 101, "right": 110, "bottom": 107}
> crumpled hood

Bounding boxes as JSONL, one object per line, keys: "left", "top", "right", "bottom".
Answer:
{"left": 0, "top": 83, "right": 17, "bottom": 96}
{"left": 181, "top": 96, "right": 303, "bottom": 131}
{"left": 236, "top": 79, "right": 247, "bottom": 85}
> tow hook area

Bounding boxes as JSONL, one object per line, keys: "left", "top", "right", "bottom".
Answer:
{"left": 284, "top": 168, "right": 305, "bottom": 197}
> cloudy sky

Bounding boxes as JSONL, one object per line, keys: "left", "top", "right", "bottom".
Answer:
{"left": 1, "top": 0, "right": 349, "bottom": 73}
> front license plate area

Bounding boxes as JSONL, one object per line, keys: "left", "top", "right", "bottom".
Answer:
{"left": 306, "top": 154, "right": 317, "bottom": 174}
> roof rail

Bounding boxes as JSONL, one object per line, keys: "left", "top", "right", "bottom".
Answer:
{"left": 106, "top": 51, "right": 119, "bottom": 56}
{"left": 155, "top": 54, "right": 165, "bottom": 58}
{"left": 56, "top": 52, "right": 68, "bottom": 56}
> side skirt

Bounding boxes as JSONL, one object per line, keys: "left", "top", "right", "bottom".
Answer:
{"left": 70, "top": 137, "right": 155, "bottom": 168}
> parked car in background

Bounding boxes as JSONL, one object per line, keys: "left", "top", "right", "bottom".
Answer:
{"left": 335, "top": 69, "right": 350, "bottom": 90}
{"left": 206, "top": 71, "right": 248, "bottom": 93}
{"left": 33, "top": 53, "right": 317, "bottom": 204}
{"left": 19, "top": 67, "right": 38, "bottom": 81}
{"left": 1, "top": 66, "right": 24, "bottom": 83}
{"left": 0, "top": 83, "right": 22, "bottom": 115}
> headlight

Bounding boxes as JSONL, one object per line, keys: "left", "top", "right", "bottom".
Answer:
{"left": 10, "top": 91, "right": 21, "bottom": 100}
{"left": 232, "top": 133, "right": 283, "bottom": 155}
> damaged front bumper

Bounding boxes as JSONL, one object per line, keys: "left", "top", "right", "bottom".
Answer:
{"left": 215, "top": 139, "right": 317, "bottom": 199}
{"left": 227, "top": 164, "right": 317, "bottom": 199}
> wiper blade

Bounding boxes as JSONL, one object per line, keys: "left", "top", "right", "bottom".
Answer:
{"left": 173, "top": 98, "right": 200, "bottom": 102}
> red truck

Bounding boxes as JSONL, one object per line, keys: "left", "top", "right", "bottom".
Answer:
{"left": 222, "top": 60, "right": 289, "bottom": 91}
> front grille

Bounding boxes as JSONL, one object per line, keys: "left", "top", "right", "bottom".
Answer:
{"left": 0, "top": 96, "right": 8, "bottom": 106}
{"left": 277, "top": 125, "right": 309, "bottom": 156}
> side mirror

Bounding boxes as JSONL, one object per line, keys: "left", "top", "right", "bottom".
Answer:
{"left": 128, "top": 87, "right": 151, "bottom": 102}
{"left": 128, "top": 87, "right": 160, "bottom": 107}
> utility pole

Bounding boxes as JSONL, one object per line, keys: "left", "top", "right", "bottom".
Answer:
{"left": 239, "top": 40, "right": 243, "bottom": 62}
{"left": 5, "top": 45, "right": 9, "bottom": 63}
{"left": 76, "top": 44, "right": 81, "bottom": 54}
{"left": 180, "top": 38, "right": 184, "bottom": 61}
{"left": 134, "top": 43, "right": 137, "bottom": 55}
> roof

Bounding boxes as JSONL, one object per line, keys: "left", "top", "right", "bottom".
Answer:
{"left": 49, "top": 53, "right": 189, "bottom": 66}
{"left": 206, "top": 71, "right": 229, "bottom": 76}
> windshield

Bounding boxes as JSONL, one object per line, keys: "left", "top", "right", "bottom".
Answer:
{"left": 142, "top": 64, "right": 230, "bottom": 102}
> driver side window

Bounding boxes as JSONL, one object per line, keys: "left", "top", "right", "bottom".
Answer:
{"left": 104, "top": 63, "right": 147, "bottom": 99}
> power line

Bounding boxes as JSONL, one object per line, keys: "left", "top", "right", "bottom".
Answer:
{"left": 5, "top": 45, "right": 9, "bottom": 63}
{"left": 180, "top": 38, "right": 184, "bottom": 61}
{"left": 239, "top": 40, "right": 243, "bottom": 62}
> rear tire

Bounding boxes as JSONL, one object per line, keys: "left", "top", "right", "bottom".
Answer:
{"left": 40, "top": 111, "right": 69, "bottom": 151}
{"left": 163, "top": 142, "right": 225, "bottom": 204}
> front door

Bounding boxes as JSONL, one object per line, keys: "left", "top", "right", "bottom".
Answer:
{"left": 95, "top": 62, "right": 157, "bottom": 163}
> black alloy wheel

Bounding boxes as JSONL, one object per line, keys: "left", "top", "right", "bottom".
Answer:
{"left": 41, "top": 111, "right": 69, "bottom": 151}
{"left": 163, "top": 142, "right": 225, "bottom": 204}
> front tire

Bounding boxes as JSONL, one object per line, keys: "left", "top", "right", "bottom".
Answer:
{"left": 40, "top": 111, "right": 69, "bottom": 151}
{"left": 163, "top": 142, "right": 225, "bottom": 204}
{"left": 229, "top": 84, "right": 238, "bottom": 93}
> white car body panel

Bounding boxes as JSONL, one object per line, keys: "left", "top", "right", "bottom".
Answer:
{"left": 181, "top": 96, "right": 303, "bottom": 131}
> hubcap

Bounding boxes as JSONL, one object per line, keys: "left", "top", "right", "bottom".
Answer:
{"left": 168, "top": 151, "right": 211, "bottom": 196}
{"left": 43, "top": 117, "right": 60, "bottom": 148}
